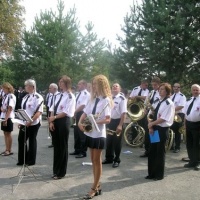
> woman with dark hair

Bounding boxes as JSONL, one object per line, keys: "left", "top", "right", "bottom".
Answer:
{"left": 0, "top": 82, "right": 16, "bottom": 156}
{"left": 78, "top": 74, "right": 113, "bottom": 199}
{"left": 48, "top": 75, "right": 75, "bottom": 179}
{"left": 146, "top": 83, "right": 175, "bottom": 181}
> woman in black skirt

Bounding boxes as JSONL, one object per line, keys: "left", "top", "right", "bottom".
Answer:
{"left": 0, "top": 82, "right": 16, "bottom": 156}
{"left": 78, "top": 74, "right": 113, "bottom": 199}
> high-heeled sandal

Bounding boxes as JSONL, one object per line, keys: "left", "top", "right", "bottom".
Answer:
{"left": 97, "top": 184, "right": 102, "bottom": 195}
{"left": 83, "top": 188, "right": 98, "bottom": 199}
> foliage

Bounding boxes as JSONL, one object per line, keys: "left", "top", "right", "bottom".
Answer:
{"left": 114, "top": 0, "right": 200, "bottom": 90}
{"left": 0, "top": 0, "right": 24, "bottom": 56}
{"left": 9, "top": 1, "right": 109, "bottom": 90}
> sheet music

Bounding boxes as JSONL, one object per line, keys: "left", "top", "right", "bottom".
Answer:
{"left": 12, "top": 109, "right": 33, "bottom": 125}
{"left": 11, "top": 118, "right": 26, "bottom": 125}
{"left": 17, "top": 109, "right": 33, "bottom": 122}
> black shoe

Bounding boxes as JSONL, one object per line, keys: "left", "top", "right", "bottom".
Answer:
{"left": 140, "top": 153, "right": 148, "bottom": 158}
{"left": 173, "top": 149, "right": 180, "bottom": 153}
{"left": 184, "top": 163, "right": 195, "bottom": 168}
{"left": 194, "top": 165, "right": 200, "bottom": 171}
{"left": 102, "top": 160, "right": 113, "bottom": 164}
{"left": 16, "top": 162, "right": 23, "bottom": 166}
{"left": 75, "top": 154, "right": 86, "bottom": 158}
{"left": 154, "top": 177, "right": 163, "bottom": 181}
{"left": 112, "top": 162, "right": 119, "bottom": 168}
{"left": 145, "top": 175, "right": 154, "bottom": 179}
{"left": 26, "top": 162, "right": 35, "bottom": 166}
{"left": 48, "top": 144, "right": 54, "bottom": 148}
{"left": 69, "top": 151, "right": 79, "bottom": 155}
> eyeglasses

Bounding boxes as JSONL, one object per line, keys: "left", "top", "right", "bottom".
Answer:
{"left": 173, "top": 86, "right": 180, "bottom": 88}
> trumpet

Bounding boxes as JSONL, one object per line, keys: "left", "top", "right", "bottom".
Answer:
{"left": 106, "top": 129, "right": 120, "bottom": 136}
{"left": 82, "top": 102, "right": 109, "bottom": 133}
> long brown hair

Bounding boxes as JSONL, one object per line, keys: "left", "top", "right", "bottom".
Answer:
{"left": 2, "top": 82, "right": 14, "bottom": 94}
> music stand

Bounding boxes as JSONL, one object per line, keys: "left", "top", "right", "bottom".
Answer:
{"left": 11, "top": 109, "right": 37, "bottom": 193}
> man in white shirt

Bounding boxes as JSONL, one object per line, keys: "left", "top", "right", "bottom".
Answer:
{"left": 170, "top": 83, "right": 186, "bottom": 153}
{"left": 70, "top": 80, "right": 90, "bottom": 158}
{"left": 47, "top": 83, "right": 60, "bottom": 148}
{"left": 130, "top": 79, "right": 149, "bottom": 157}
{"left": 183, "top": 84, "right": 200, "bottom": 171}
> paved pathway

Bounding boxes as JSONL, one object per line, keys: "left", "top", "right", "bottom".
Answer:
{"left": 0, "top": 121, "right": 200, "bottom": 200}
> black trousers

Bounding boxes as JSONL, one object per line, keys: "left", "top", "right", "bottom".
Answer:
{"left": 185, "top": 120, "right": 200, "bottom": 166}
{"left": 170, "top": 113, "right": 184, "bottom": 150}
{"left": 18, "top": 123, "right": 40, "bottom": 164}
{"left": 73, "top": 111, "right": 87, "bottom": 155}
{"left": 148, "top": 126, "right": 169, "bottom": 179}
{"left": 52, "top": 117, "right": 70, "bottom": 177}
{"left": 138, "top": 115, "right": 150, "bottom": 153}
{"left": 105, "top": 118, "right": 122, "bottom": 163}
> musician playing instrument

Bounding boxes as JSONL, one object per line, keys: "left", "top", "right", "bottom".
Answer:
{"left": 129, "top": 80, "right": 149, "bottom": 157}
{"left": 129, "top": 79, "right": 149, "bottom": 101}
{"left": 170, "top": 83, "right": 186, "bottom": 153}
{"left": 146, "top": 83, "right": 175, "bottom": 181}
{"left": 49, "top": 75, "right": 76, "bottom": 179}
{"left": 0, "top": 82, "right": 16, "bottom": 156}
{"left": 141, "top": 77, "right": 160, "bottom": 157}
{"left": 102, "top": 83, "right": 127, "bottom": 168}
{"left": 78, "top": 75, "right": 112, "bottom": 199}
{"left": 183, "top": 84, "right": 200, "bottom": 171}
{"left": 17, "top": 79, "right": 43, "bottom": 166}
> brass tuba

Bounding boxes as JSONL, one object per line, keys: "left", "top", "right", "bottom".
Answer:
{"left": 179, "top": 125, "right": 186, "bottom": 143}
{"left": 174, "top": 113, "right": 182, "bottom": 123}
{"left": 127, "top": 98, "right": 145, "bottom": 121}
{"left": 165, "top": 129, "right": 174, "bottom": 151}
{"left": 123, "top": 122, "right": 145, "bottom": 147}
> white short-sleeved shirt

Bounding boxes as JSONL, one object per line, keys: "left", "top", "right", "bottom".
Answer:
{"left": 21, "top": 92, "right": 43, "bottom": 125}
{"left": 1, "top": 93, "right": 16, "bottom": 119}
{"left": 76, "top": 89, "right": 90, "bottom": 110}
{"left": 112, "top": 93, "right": 127, "bottom": 119}
{"left": 83, "top": 96, "right": 111, "bottom": 138}
{"left": 149, "top": 97, "right": 175, "bottom": 127}
{"left": 170, "top": 92, "right": 186, "bottom": 113}
{"left": 183, "top": 96, "right": 200, "bottom": 122}
{"left": 49, "top": 91, "right": 75, "bottom": 117}
{"left": 47, "top": 91, "right": 60, "bottom": 108}
{"left": 129, "top": 86, "right": 149, "bottom": 98}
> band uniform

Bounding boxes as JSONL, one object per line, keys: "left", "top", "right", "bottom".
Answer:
{"left": 17, "top": 93, "right": 43, "bottom": 166}
{"left": 103, "top": 92, "right": 127, "bottom": 167}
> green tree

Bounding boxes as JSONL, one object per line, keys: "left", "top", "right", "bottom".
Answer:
{"left": 0, "top": 0, "right": 24, "bottom": 56}
{"left": 115, "top": 0, "right": 200, "bottom": 89}
{"left": 9, "top": 1, "right": 108, "bottom": 89}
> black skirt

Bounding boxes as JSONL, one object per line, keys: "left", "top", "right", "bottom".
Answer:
{"left": 85, "top": 135, "right": 106, "bottom": 149}
{"left": 1, "top": 118, "right": 13, "bottom": 132}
